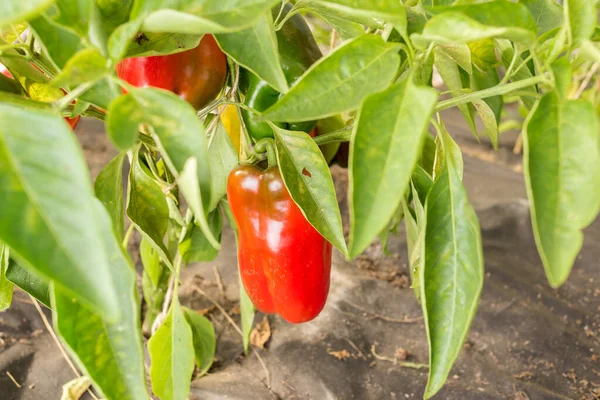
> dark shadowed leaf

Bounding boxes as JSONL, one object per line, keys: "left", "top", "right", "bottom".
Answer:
{"left": 127, "top": 149, "right": 171, "bottom": 264}
{"left": 5, "top": 260, "right": 51, "bottom": 308}
{"left": 94, "top": 152, "right": 125, "bottom": 241}
{"left": 183, "top": 307, "right": 216, "bottom": 376}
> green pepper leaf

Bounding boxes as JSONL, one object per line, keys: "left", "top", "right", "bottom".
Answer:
{"left": 148, "top": 295, "right": 195, "bottom": 400}
{"left": 263, "top": 35, "right": 400, "bottom": 123}
{"left": 521, "top": 0, "right": 563, "bottom": 35}
{"left": 29, "top": 14, "right": 118, "bottom": 109}
{"left": 274, "top": 127, "right": 347, "bottom": 255}
{"left": 311, "top": 0, "right": 407, "bottom": 34}
{"left": 311, "top": 8, "right": 364, "bottom": 40}
{"left": 348, "top": 77, "right": 437, "bottom": 258}
{"left": 106, "top": 88, "right": 218, "bottom": 248}
{"left": 127, "top": 148, "right": 172, "bottom": 265}
{"left": 402, "top": 182, "right": 427, "bottom": 303}
{"left": 52, "top": 48, "right": 109, "bottom": 88}
{"left": 6, "top": 260, "right": 52, "bottom": 308}
{"left": 140, "top": 236, "right": 162, "bottom": 288}
{"left": 215, "top": 13, "right": 288, "bottom": 94}
{"left": 30, "top": 13, "right": 85, "bottom": 69}
{"left": 53, "top": 199, "right": 149, "bottom": 400}
{"left": 579, "top": 40, "right": 600, "bottom": 64}
{"left": 468, "top": 38, "right": 498, "bottom": 72}
{"left": 94, "top": 152, "right": 125, "bottom": 241}
{"left": 413, "top": 1, "right": 537, "bottom": 48}
{"left": 0, "top": 245, "right": 13, "bottom": 310}
{"left": 132, "top": 0, "right": 280, "bottom": 35}
{"left": 179, "top": 210, "right": 222, "bottom": 265}
{"left": 434, "top": 46, "right": 477, "bottom": 136}
{"left": 422, "top": 145, "right": 484, "bottom": 399}
{"left": 411, "top": 164, "right": 434, "bottom": 206}
{"left": 470, "top": 67, "right": 502, "bottom": 123}
{"left": 220, "top": 200, "right": 255, "bottom": 355}
{"left": 472, "top": 99, "right": 499, "bottom": 150}
{"left": 183, "top": 307, "right": 216, "bottom": 376}
{"left": 496, "top": 39, "right": 537, "bottom": 109}
{"left": 124, "top": 31, "right": 201, "bottom": 58}
{"left": 435, "top": 44, "right": 472, "bottom": 74}
{"left": 523, "top": 93, "right": 600, "bottom": 287}
{"left": 566, "top": 0, "right": 595, "bottom": 46}
{"left": 208, "top": 120, "right": 238, "bottom": 211}
{"left": 107, "top": 19, "right": 143, "bottom": 61}
{"left": 264, "top": 35, "right": 400, "bottom": 122}
{"left": 0, "top": 0, "right": 54, "bottom": 28}
{"left": 433, "top": 122, "right": 464, "bottom": 181}
{"left": 0, "top": 102, "right": 120, "bottom": 319}
{"left": 240, "top": 280, "right": 255, "bottom": 355}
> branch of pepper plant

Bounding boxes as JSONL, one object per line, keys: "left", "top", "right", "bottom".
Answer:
{"left": 435, "top": 74, "right": 551, "bottom": 112}
{"left": 54, "top": 81, "right": 95, "bottom": 110}
{"left": 151, "top": 253, "right": 182, "bottom": 334}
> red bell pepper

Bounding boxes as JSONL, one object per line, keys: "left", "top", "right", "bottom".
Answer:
{"left": 227, "top": 165, "right": 332, "bottom": 323}
{"left": 116, "top": 34, "right": 227, "bottom": 110}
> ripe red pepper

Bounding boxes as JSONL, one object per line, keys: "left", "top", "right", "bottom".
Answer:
{"left": 116, "top": 35, "right": 227, "bottom": 110}
{"left": 227, "top": 165, "right": 332, "bottom": 323}
{"left": 0, "top": 65, "right": 80, "bottom": 129}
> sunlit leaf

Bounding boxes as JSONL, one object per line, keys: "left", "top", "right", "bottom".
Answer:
{"left": 523, "top": 93, "right": 600, "bottom": 287}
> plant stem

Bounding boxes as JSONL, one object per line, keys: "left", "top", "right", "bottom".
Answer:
{"left": 255, "top": 138, "right": 277, "bottom": 167}
{"left": 122, "top": 223, "right": 136, "bottom": 248}
{"left": 313, "top": 127, "right": 353, "bottom": 145}
{"left": 54, "top": 82, "right": 94, "bottom": 110}
{"left": 435, "top": 74, "right": 550, "bottom": 112}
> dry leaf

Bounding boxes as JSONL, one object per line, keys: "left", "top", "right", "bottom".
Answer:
{"left": 327, "top": 349, "right": 351, "bottom": 360}
{"left": 394, "top": 347, "right": 408, "bottom": 361}
{"left": 250, "top": 316, "right": 271, "bottom": 349}
{"left": 61, "top": 376, "right": 91, "bottom": 400}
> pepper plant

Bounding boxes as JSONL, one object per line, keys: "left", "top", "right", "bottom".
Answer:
{"left": 0, "top": 0, "right": 599, "bottom": 399}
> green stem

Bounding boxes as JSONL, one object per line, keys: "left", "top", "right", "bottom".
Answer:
{"left": 255, "top": 138, "right": 277, "bottom": 168}
{"left": 313, "top": 127, "right": 353, "bottom": 145}
{"left": 54, "top": 81, "right": 94, "bottom": 110}
{"left": 435, "top": 74, "right": 550, "bottom": 112}
{"left": 381, "top": 24, "right": 394, "bottom": 41}
{"left": 500, "top": 45, "right": 520, "bottom": 85}
{"left": 122, "top": 223, "right": 136, "bottom": 248}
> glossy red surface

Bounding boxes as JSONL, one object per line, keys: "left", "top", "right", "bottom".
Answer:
{"left": 227, "top": 165, "right": 332, "bottom": 323}
{"left": 116, "top": 34, "right": 227, "bottom": 110}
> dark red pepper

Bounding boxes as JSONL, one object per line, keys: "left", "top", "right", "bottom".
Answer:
{"left": 116, "top": 34, "right": 227, "bottom": 110}
{"left": 227, "top": 165, "right": 332, "bottom": 323}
